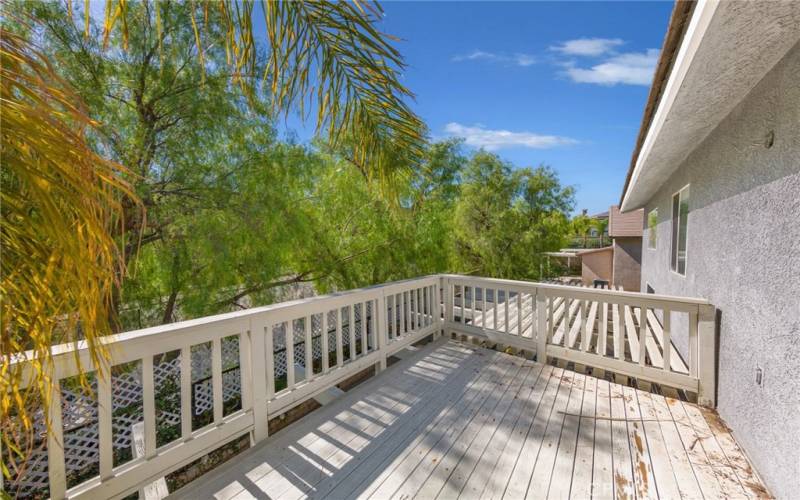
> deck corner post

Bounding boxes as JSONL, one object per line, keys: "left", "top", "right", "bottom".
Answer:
{"left": 535, "top": 288, "right": 548, "bottom": 364}
{"left": 249, "top": 318, "right": 270, "bottom": 443}
{"left": 697, "top": 303, "right": 717, "bottom": 407}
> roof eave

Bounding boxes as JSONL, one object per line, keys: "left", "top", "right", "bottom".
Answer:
{"left": 619, "top": 0, "right": 696, "bottom": 210}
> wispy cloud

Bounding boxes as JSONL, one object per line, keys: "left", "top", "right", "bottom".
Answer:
{"left": 444, "top": 123, "right": 577, "bottom": 150}
{"left": 562, "top": 49, "right": 659, "bottom": 86}
{"left": 550, "top": 37, "right": 624, "bottom": 56}
{"left": 452, "top": 50, "right": 536, "bottom": 67}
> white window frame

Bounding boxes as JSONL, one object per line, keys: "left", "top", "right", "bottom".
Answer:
{"left": 670, "top": 184, "right": 690, "bottom": 276}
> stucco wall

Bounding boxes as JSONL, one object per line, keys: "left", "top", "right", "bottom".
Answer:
{"left": 640, "top": 43, "right": 800, "bottom": 499}
{"left": 580, "top": 248, "right": 612, "bottom": 286}
{"left": 612, "top": 237, "right": 642, "bottom": 291}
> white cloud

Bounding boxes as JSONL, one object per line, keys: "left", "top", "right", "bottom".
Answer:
{"left": 550, "top": 37, "right": 625, "bottom": 56}
{"left": 452, "top": 50, "right": 496, "bottom": 62}
{"left": 514, "top": 53, "right": 536, "bottom": 67}
{"left": 444, "top": 123, "right": 577, "bottom": 150}
{"left": 452, "top": 50, "right": 536, "bottom": 67}
{"left": 563, "top": 49, "right": 659, "bottom": 86}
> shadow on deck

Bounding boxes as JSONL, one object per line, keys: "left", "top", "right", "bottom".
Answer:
{"left": 170, "top": 338, "right": 769, "bottom": 500}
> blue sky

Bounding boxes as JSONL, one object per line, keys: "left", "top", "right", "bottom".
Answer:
{"left": 285, "top": 2, "right": 674, "bottom": 215}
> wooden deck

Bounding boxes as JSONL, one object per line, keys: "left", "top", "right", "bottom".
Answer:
{"left": 171, "top": 338, "right": 769, "bottom": 500}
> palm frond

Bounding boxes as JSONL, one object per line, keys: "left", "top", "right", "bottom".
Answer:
{"left": 101, "top": 0, "right": 428, "bottom": 193}
{"left": 0, "top": 27, "right": 140, "bottom": 475}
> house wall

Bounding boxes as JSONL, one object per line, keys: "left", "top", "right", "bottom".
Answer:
{"left": 609, "top": 206, "right": 643, "bottom": 237}
{"left": 580, "top": 248, "right": 612, "bottom": 286}
{"left": 612, "top": 237, "right": 641, "bottom": 292}
{"left": 640, "top": 42, "right": 800, "bottom": 499}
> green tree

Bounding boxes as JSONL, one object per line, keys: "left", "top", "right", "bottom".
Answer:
{"left": 291, "top": 140, "right": 465, "bottom": 293}
{"left": 19, "top": 4, "right": 465, "bottom": 330}
{"left": 593, "top": 217, "right": 610, "bottom": 244}
{"left": 451, "top": 152, "right": 574, "bottom": 279}
{"left": 1, "top": 0, "right": 427, "bottom": 475}
{"left": 570, "top": 213, "right": 593, "bottom": 239}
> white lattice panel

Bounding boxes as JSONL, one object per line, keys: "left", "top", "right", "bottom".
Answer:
{"left": 11, "top": 310, "right": 374, "bottom": 497}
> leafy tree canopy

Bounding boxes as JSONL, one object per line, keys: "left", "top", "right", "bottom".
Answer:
{"left": 1, "top": 2, "right": 577, "bottom": 485}
{"left": 451, "top": 152, "right": 575, "bottom": 280}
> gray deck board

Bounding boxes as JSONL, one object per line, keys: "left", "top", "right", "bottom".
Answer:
{"left": 171, "top": 339, "right": 769, "bottom": 500}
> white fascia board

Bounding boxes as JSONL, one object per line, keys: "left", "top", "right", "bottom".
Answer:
{"left": 621, "top": 0, "right": 720, "bottom": 212}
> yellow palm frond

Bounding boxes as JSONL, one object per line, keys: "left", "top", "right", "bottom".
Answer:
{"left": 0, "top": 27, "right": 140, "bottom": 478}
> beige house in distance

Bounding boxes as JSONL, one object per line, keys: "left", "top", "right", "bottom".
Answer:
{"left": 578, "top": 205, "right": 643, "bottom": 290}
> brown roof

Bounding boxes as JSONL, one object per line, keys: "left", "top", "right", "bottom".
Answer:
{"left": 576, "top": 246, "right": 613, "bottom": 256}
{"left": 619, "top": 0, "right": 696, "bottom": 207}
{"left": 609, "top": 205, "right": 643, "bottom": 238}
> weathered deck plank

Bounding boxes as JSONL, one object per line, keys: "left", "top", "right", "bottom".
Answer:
{"left": 592, "top": 378, "right": 615, "bottom": 498}
{"left": 457, "top": 363, "right": 547, "bottom": 498}
{"left": 544, "top": 371, "right": 586, "bottom": 500}
{"left": 476, "top": 365, "right": 556, "bottom": 500}
{"left": 568, "top": 374, "right": 596, "bottom": 500}
{"left": 171, "top": 340, "right": 770, "bottom": 500}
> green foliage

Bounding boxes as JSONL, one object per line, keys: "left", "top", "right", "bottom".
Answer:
{"left": 451, "top": 152, "right": 575, "bottom": 280}
{"left": 570, "top": 213, "right": 594, "bottom": 237}
{"left": 15, "top": 1, "right": 576, "bottom": 333}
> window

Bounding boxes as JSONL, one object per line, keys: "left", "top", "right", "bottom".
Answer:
{"left": 671, "top": 185, "right": 689, "bottom": 275}
{"left": 647, "top": 209, "right": 658, "bottom": 249}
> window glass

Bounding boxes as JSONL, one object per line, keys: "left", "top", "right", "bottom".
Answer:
{"left": 678, "top": 188, "right": 689, "bottom": 274}
{"left": 648, "top": 209, "right": 658, "bottom": 249}
{"left": 671, "top": 186, "right": 689, "bottom": 275}
{"left": 671, "top": 196, "right": 679, "bottom": 270}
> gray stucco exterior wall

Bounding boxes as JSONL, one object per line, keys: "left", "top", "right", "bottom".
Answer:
{"left": 639, "top": 43, "right": 800, "bottom": 498}
{"left": 612, "top": 237, "right": 642, "bottom": 292}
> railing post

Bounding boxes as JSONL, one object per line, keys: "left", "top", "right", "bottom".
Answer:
{"left": 436, "top": 276, "right": 444, "bottom": 338}
{"left": 97, "top": 359, "right": 113, "bottom": 481}
{"left": 46, "top": 377, "right": 67, "bottom": 500}
{"left": 249, "top": 318, "right": 270, "bottom": 443}
{"left": 376, "top": 294, "right": 388, "bottom": 373}
{"left": 697, "top": 304, "right": 717, "bottom": 407}
{"left": 442, "top": 276, "right": 452, "bottom": 337}
{"left": 239, "top": 327, "right": 254, "bottom": 439}
{"left": 536, "top": 288, "right": 548, "bottom": 364}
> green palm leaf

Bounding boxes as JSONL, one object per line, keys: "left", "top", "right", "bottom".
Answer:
{"left": 99, "top": 0, "right": 428, "bottom": 191}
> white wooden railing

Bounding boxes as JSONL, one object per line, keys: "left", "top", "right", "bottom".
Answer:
{"left": 441, "top": 275, "right": 715, "bottom": 406}
{"left": 10, "top": 274, "right": 715, "bottom": 499}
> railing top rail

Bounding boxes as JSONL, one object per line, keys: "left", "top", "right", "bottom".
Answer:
{"left": 439, "top": 274, "right": 711, "bottom": 306}
{"left": 10, "top": 274, "right": 442, "bottom": 368}
{"left": 11, "top": 273, "right": 710, "bottom": 369}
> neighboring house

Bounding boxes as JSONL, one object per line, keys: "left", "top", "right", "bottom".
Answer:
{"left": 619, "top": 1, "right": 800, "bottom": 498}
{"left": 577, "top": 245, "right": 612, "bottom": 285}
{"left": 577, "top": 205, "right": 643, "bottom": 291}
{"left": 608, "top": 205, "right": 643, "bottom": 291}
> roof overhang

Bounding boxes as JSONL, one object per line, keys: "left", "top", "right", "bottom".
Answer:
{"left": 576, "top": 246, "right": 613, "bottom": 256}
{"left": 621, "top": 0, "right": 800, "bottom": 212}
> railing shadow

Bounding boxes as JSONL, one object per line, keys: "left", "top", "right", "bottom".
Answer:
{"left": 174, "top": 340, "right": 498, "bottom": 499}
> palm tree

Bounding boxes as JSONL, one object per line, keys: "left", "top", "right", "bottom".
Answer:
{"left": 593, "top": 218, "right": 609, "bottom": 246}
{"left": 1, "top": 0, "right": 425, "bottom": 479}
